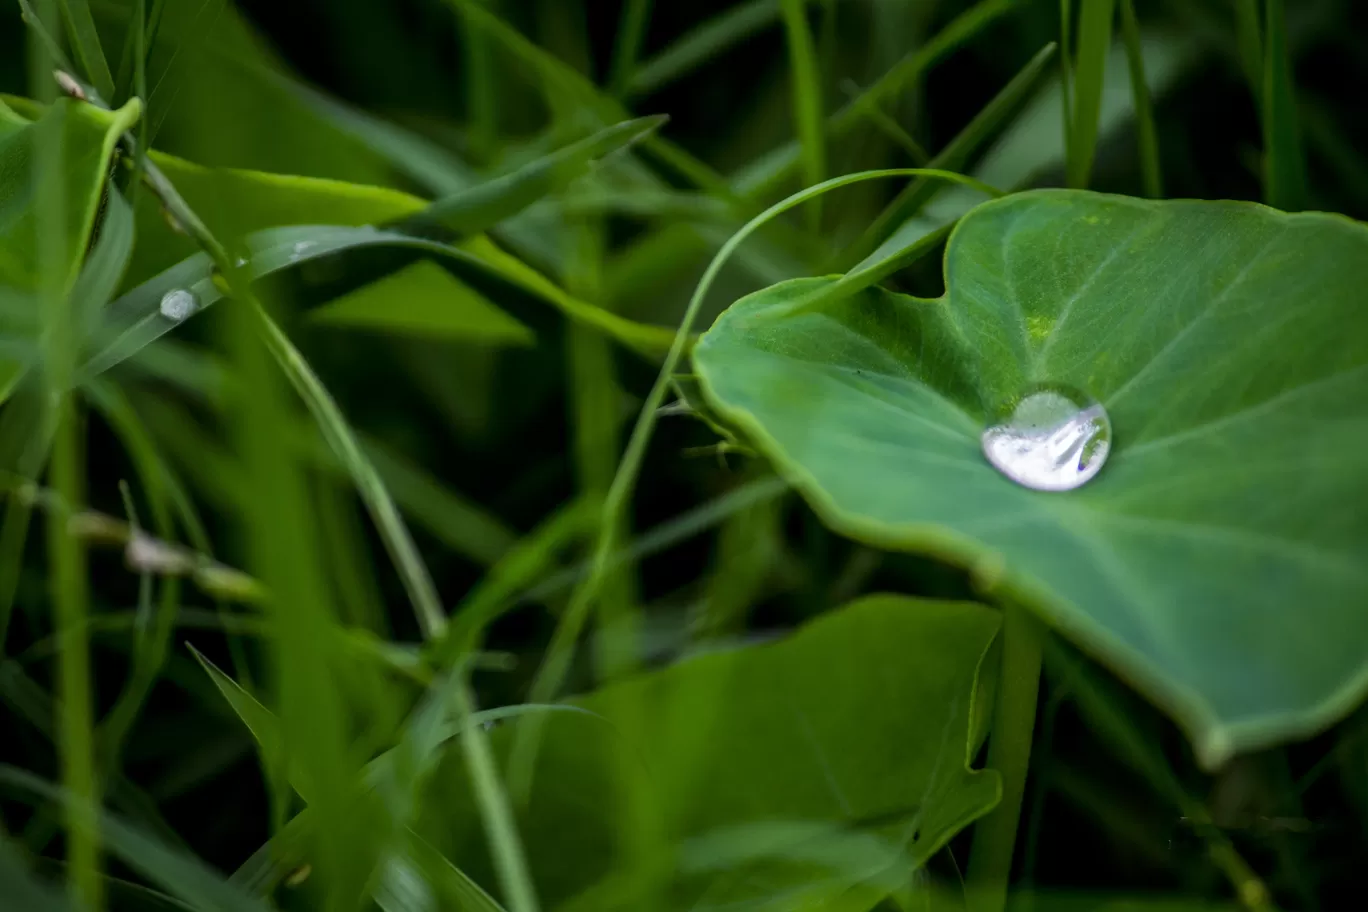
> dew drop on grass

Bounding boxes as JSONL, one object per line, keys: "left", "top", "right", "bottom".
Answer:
{"left": 159, "top": 288, "right": 198, "bottom": 322}
{"left": 981, "top": 384, "right": 1111, "bottom": 492}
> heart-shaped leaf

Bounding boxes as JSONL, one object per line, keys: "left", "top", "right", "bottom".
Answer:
{"left": 693, "top": 189, "right": 1368, "bottom": 768}
{"left": 420, "top": 594, "right": 1001, "bottom": 909}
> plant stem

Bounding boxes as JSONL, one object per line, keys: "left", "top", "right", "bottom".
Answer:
{"left": 967, "top": 601, "right": 1045, "bottom": 912}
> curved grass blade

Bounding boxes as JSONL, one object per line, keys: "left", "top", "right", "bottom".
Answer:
{"left": 834, "top": 44, "right": 1056, "bottom": 272}
{"left": 510, "top": 166, "right": 1002, "bottom": 798}
{"left": 403, "top": 116, "right": 668, "bottom": 236}
{"left": 1065, "top": 0, "right": 1115, "bottom": 188}
{"left": 81, "top": 225, "right": 677, "bottom": 382}
{"left": 0, "top": 834, "right": 74, "bottom": 912}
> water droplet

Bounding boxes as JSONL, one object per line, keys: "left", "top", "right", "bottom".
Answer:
{"left": 981, "top": 384, "right": 1111, "bottom": 492}
{"left": 290, "top": 240, "right": 314, "bottom": 260}
{"left": 159, "top": 288, "right": 197, "bottom": 322}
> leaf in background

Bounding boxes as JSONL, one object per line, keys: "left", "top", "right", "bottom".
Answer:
{"left": 1065, "top": 0, "right": 1116, "bottom": 188}
{"left": 0, "top": 98, "right": 140, "bottom": 291}
{"left": 0, "top": 835, "right": 74, "bottom": 912}
{"left": 695, "top": 189, "right": 1368, "bottom": 768}
{"left": 308, "top": 259, "right": 535, "bottom": 347}
{"left": 1118, "top": 0, "right": 1162, "bottom": 199}
{"left": 420, "top": 595, "right": 1001, "bottom": 910}
{"left": 84, "top": 224, "right": 675, "bottom": 383}
{"left": 405, "top": 116, "right": 668, "bottom": 236}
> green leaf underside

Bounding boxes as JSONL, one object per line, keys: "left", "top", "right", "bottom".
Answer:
{"left": 420, "top": 595, "right": 1001, "bottom": 909}
{"left": 695, "top": 189, "right": 1368, "bottom": 768}
{"left": 308, "top": 259, "right": 535, "bottom": 346}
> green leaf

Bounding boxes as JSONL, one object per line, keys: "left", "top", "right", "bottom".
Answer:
{"left": 1118, "top": 0, "right": 1162, "bottom": 198}
{"left": 420, "top": 595, "right": 1001, "bottom": 909}
{"left": 58, "top": 0, "right": 115, "bottom": 101}
{"left": 85, "top": 224, "right": 675, "bottom": 382}
{"left": 406, "top": 117, "right": 668, "bottom": 236}
{"left": 0, "top": 98, "right": 140, "bottom": 291}
{"left": 308, "top": 259, "right": 535, "bottom": 346}
{"left": 779, "top": 0, "right": 825, "bottom": 227}
{"left": 694, "top": 189, "right": 1368, "bottom": 768}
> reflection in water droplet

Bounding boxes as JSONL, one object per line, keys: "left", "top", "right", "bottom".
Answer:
{"left": 159, "top": 288, "right": 198, "bottom": 322}
{"left": 981, "top": 384, "right": 1111, "bottom": 492}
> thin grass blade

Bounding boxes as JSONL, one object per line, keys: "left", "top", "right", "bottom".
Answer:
{"left": 1065, "top": 0, "right": 1115, "bottom": 188}
{"left": 834, "top": 46, "right": 1054, "bottom": 271}
{"left": 405, "top": 116, "right": 668, "bottom": 235}
{"left": 57, "top": 0, "right": 114, "bottom": 101}
{"left": 628, "top": 0, "right": 780, "bottom": 99}
{"left": 779, "top": 0, "right": 826, "bottom": 229}
{"left": 1261, "top": 0, "right": 1305, "bottom": 210}
{"left": 1118, "top": 0, "right": 1162, "bottom": 198}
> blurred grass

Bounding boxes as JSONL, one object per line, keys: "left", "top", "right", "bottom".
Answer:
{"left": 0, "top": 0, "right": 1365, "bottom": 909}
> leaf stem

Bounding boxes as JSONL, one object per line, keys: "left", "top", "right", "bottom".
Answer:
{"left": 966, "top": 601, "right": 1044, "bottom": 912}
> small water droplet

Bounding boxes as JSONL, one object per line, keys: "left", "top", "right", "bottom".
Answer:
{"left": 159, "top": 288, "right": 198, "bottom": 322}
{"left": 291, "top": 240, "right": 314, "bottom": 260}
{"left": 981, "top": 384, "right": 1111, "bottom": 492}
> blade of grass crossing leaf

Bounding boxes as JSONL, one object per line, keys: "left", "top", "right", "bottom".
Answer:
{"left": 780, "top": 0, "right": 826, "bottom": 230}
{"left": 1065, "top": 0, "right": 1114, "bottom": 188}
{"left": 835, "top": 45, "right": 1055, "bottom": 271}
{"left": 609, "top": 0, "right": 653, "bottom": 97}
{"left": 1261, "top": 0, "right": 1305, "bottom": 211}
{"left": 509, "top": 167, "right": 1001, "bottom": 803}
{"left": 57, "top": 0, "right": 114, "bottom": 101}
{"left": 1118, "top": 0, "right": 1162, "bottom": 198}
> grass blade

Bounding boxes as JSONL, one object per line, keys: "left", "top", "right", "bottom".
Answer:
{"left": 1261, "top": 0, "right": 1306, "bottom": 210}
{"left": 407, "top": 116, "right": 668, "bottom": 235}
{"left": 82, "top": 224, "right": 678, "bottom": 380}
{"left": 609, "top": 0, "right": 654, "bottom": 97}
{"left": 0, "top": 767, "right": 273, "bottom": 912}
{"left": 1059, "top": 0, "right": 1073, "bottom": 164}
{"left": 1233, "top": 0, "right": 1263, "bottom": 105}
{"left": 733, "top": 0, "right": 1025, "bottom": 198}
{"left": 0, "top": 835, "right": 74, "bottom": 912}
{"left": 57, "top": 0, "right": 115, "bottom": 101}
{"left": 627, "top": 0, "right": 779, "bottom": 99}
{"left": 834, "top": 45, "right": 1055, "bottom": 271}
{"left": 509, "top": 166, "right": 1004, "bottom": 801}
{"left": 1066, "top": 0, "right": 1115, "bottom": 188}
{"left": 779, "top": 0, "right": 826, "bottom": 229}
{"left": 1118, "top": 0, "right": 1162, "bottom": 198}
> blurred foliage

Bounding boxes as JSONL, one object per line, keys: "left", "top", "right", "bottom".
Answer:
{"left": 0, "top": 0, "right": 1366, "bottom": 910}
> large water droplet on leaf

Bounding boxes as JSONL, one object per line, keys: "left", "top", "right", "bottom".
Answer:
{"left": 981, "top": 384, "right": 1111, "bottom": 492}
{"left": 159, "top": 288, "right": 198, "bottom": 322}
